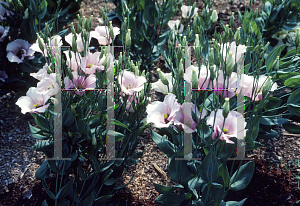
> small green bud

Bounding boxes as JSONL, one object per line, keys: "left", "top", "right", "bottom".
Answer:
{"left": 253, "top": 44, "right": 260, "bottom": 53}
{"left": 88, "top": 15, "right": 93, "bottom": 32}
{"left": 45, "top": 23, "right": 51, "bottom": 37}
{"left": 226, "top": 51, "right": 234, "bottom": 76}
{"left": 109, "top": 21, "right": 114, "bottom": 43}
{"left": 192, "top": 69, "right": 199, "bottom": 89}
{"left": 157, "top": 68, "right": 169, "bottom": 85}
{"left": 121, "top": 17, "right": 127, "bottom": 33}
{"left": 83, "top": 16, "right": 87, "bottom": 30}
{"left": 230, "top": 12, "right": 234, "bottom": 28}
{"left": 92, "top": 135, "right": 97, "bottom": 146}
{"left": 72, "top": 34, "right": 77, "bottom": 53}
{"left": 263, "top": 42, "right": 270, "bottom": 53}
{"left": 178, "top": 59, "right": 184, "bottom": 79}
{"left": 36, "top": 33, "right": 44, "bottom": 53}
{"left": 272, "top": 56, "right": 279, "bottom": 71}
{"left": 71, "top": 23, "right": 77, "bottom": 40}
{"left": 209, "top": 65, "right": 215, "bottom": 80}
{"left": 262, "top": 76, "right": 273, "bottom": 98}
{"left": 234, "top": 27, "right": 241, "bottom": 46}
{"left": 126, "top": 29, "right": 131, "bottom": 48}
{"left": 139, "top": 89, "right": 145, "bottom": 102}
{"left": 222, "top": 97, "right": 230, "bottom": 118}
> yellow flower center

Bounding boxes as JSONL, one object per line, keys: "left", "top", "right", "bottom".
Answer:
{"left": 34, "top": 102, "right": 40, "bottom": 108}
{"left": 223, "top": 128, "right": 228, "bottom": 134}
{"left": 48, "top": 85, "right": 55, "bottom": 90}
{"left": 163, "top": 114, "right": 168, "bottom": 119}
{"left": 126, "top": 84, "right": 132, "bottom": 89}
{"left": 88, "top": 63, "right": 92, "bottom": 68}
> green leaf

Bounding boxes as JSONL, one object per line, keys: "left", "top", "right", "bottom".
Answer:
{"left": 107, "top": 130, "right": 125, "bottom": 142}
{"left": 38, "top": 0, "right": 47, "bottom": 19}
{"left": 154, "top": 193, "right": 182, "bottom": 206}
{"left": 284, "top": 75, "right": 300, "bottom": 88}
{"left": 222, "top": 198, "right": 247, "bottom": 206}
{"left": 151, "top": 129, "right": 176, "bottom": 155}
{"left": 245, "top": 141, "right": 264, "bottom": 151}
{"left": 288, "top": 104, "right": 300, "bottom": 117}
{"left": 258, "top": 129, "right": 279, "bottom": 139}
{"left": 269, "top": 4, "right": 283, "bottom": 21}
{"left": 41, "top": 200, "right": 48, "bottom": 206}
{"left": 29, "top": 0, "right": 38, "bottom": 15}
{"left": 279, "top": 72, "right": 300, "bottom": 81}
{"left": 287, "top": 88, "right": 300, "bottom": 104}
{"left": 230, "top": 160, "right": 255, "bottom": 191}
{"left": 28, "top": 122, "right": 48, "bottom": 140}
{"left": 218, "top": 163, "right": 230, "bottom": 188}
{"left": 30, "top": 113, "right": 50, "bottom": 131}
{"left": 42, "top": 179, "right": 56, "bottom": 199}
{"left": 283, "top": 122, "right": 300, "bottom": 134}
{"left": 137, "top": 0, "right": 145, "bottom": 11}
{"left": 63, "top": 108, "right": 75, "bottom": 127}
{"left": 114, "top": 119, "right": 132, "bottom": 131}
{"left": 56, "top": 177, "right": 74, "bottom": 199}
{"left": 153, "top": 183, "right": 184, "bottom": 194}
{"left": 259, "top": 116, "right": 289, "bottom": 125}
{"left": 200, "top": 150, "right": 219, "bottom": 183}
{"left": 94, "top": 195, "right": 113, "bottom": 204}
{"left": 265, "top": 44, "right": 285, "bottom": 72}
{"left": 188, "top": 177, "right": 204, "bottom": 199}
{"left": 35, "top": 160, "right": 50, "bottom": 180}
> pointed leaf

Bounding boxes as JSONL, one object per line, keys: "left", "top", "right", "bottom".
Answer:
{"left": 230, "top": 160, "right": 255, "bottom": 191}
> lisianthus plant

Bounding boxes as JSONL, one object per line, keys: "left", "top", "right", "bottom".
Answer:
{"left": 0, "top": 0, "right": 83, "bottom": 96}
{"left": 144, "top": 0, "right": 300, "bottom": 204}
{"left": 15, "top": 11, "right": 151, "bottom": 205}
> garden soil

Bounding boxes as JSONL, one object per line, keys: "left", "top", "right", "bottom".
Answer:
{"left": 1, "top": 0, "right": 300, "bottom": 205}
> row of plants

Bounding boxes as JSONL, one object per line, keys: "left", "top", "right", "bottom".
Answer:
{"left": 1, "top": 0, "right": 299, "bottom": 205}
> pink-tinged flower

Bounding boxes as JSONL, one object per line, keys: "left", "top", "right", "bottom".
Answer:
{"left": 30, "top": 35, "right": 62, "bottom": 57}
{"left": 0, "top": 2, "right": 14, "bottom": 22}
{"left": 214, "top": 71, "right": 238, "bottom": 98}
{"left": 120, "top": 92, "right": 151, "bottom": 113}
{"left": 65, "top": 32, "right": 92, "bottom": 53}
{"left": 0, "top": 70, "right": 8, "bottom": 82}
{"left": 30, "top": 63, "right": 51, "bottom": 81}
{"left": 221, "top": 41, "right": 247, "bottom": 63}
{"left": 207, "top": 109, "right": 247, "bottom": 144}
{"left": 0, "top": 25, "right": 9, "bottom": 42}
{"left": 15, "top": 87, "right": 51, "bottom": 114}
{"left": 6, "top": 39, "right": 35, "bottom": 64}
{"left": 119, "top": 70, "right": 147, "bottom": 96}
{"left": 63, "top": 71, "right": 96, "bottom": 96}
{"left": 152, "top": 72, "right": 174, "bottom": 94}
{"left": 237, "top": 74, "right": 277, "bottom": 101}
{"left": 168, "top": 20, "right": 184, "bottom": 33}
{"left": 146, "top": 93, "right": 181, "bottom": 128}
{"left": 36, "top": 73, "right": 60, "bottom": 97}
{"left": 63, "top": 50, "right": 82, "bottom": 73}
{"left": 80, "top": 51, "right": 105, "bottom": 75}
{"left": 181, "top": 5, "right": 198, "bottom": 18}
{"left": 90, "top": 26, "right": 120, "bottom": 45}
{"left": 172, "top": 102, "right": 207, "bottom": 133}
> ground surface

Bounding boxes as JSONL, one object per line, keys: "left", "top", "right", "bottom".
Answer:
{"left": 1, "top": 0, "right": 300, "bottom": 205}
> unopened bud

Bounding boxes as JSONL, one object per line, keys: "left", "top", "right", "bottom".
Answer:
{"left": 264, "top": 42, "right": 270, "bottom": 53}
{"left": 71, "top": 23, "right": 77, "bottom": 40}
{"left": 45, "top": 23, "right": 51, "bottom": 37}
{"left": 253, "top": 44, "right": 260, "bottom": 53}
{"left": 272, "top": 56, "right": 279, "bottom": 71}
{"left": 211, "top": 10, "right": 218, "bottom": 24}
{"left": 209, "top": 48, "right": 214, "bottom": 66}
{"left": 222, "top": 97, "right": 230, "bottom": 118}
{"left": 226, "top": 51, "right": 234, "bottom": 76}
{"left": 178, "top": 59, "right": 184, "bottom": 79}
{"left": 192, "top": 69, "right": 199, "bottom": 88}
{"left": 262, "top": 76, "right": 272, "bottom": 98}
{"left": 36, "top": 33, "right": 44, "bottom": 53}
{"left": 92, "top": 136, "right": 97, "bottom": 146}
{"left": 121, "top": 17, "right": 127, "bottom": 33}
{"left": 157, "top": 68, "right": 169, "bottom": 85}
{"left": 230, "top": 12, "right": 234, "bottom": 28}
{"left": 72, "top": 34, "right": 77, "bottom": 53}
{"left": 126, "top": 29, "right": 131, "bottom": 48}
{"left": 209, "top": 65, "right": 215, "bottom": 80}
{"left": 82, "top": 16, "right": 87, "bottom": 30}
{"left": 109, "top": 21, "right": 114, "bottom": 43}
{"left": 234, "top": 27, "right": 241, "bottom": 46}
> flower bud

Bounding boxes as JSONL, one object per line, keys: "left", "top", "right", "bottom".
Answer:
{"left": 230, "top": 12, "right": 234, "bottom": 28}
{"left": 109, "top": 21, "right": 114, "bottom": 43}
{"left": 272, "top": 56, "right": 279, "bottom": 71}
{"left": 295, "top": 30, "right": 300, "bottom": 48}
{"left": 72, "top": 34, "right": 77, "bottom": 53}
{"left": 263, "top": 42, "right": 270, "bottom": 53}
{"left": 226, "top": 51, "right": 234, "bottom": 76}
{"left": 253, "top": 44, "right": 260, "bottom": 53}
{"left": 92, "top": 135, "right": 97, "bottom": 146}
{"left": 262, "top": 76, "right": 272, "bottom": 98}
{"left": 222, "top": 97, "right": 230, "bottom": 118}
{"left": 83, "top": 16, "right": 87, "bottom": 30}
{"left": 157, "top": 68, "right": 169, "bottom": 86}
{"left": 45, "top": 23, "right": 51, "bottom": 37}
{"left": 126, "top": 29, "right": 131, "bottom": 48}
{"left": 211, "top": 10, "right": 218, "bottom": 24}
{"left": 182, "top": 36, "right": 187, "bottom": 46}
{"left": 178, "top": 59, "right": 184, "bottom": 79}
{"left": 121, "top": 17, "right": 128, "bottom": 33}
{"left": 209, "top": 65, "right": 215, "bottom": 80}
{"left": 36, "top": 33, "right": 44, "bottom": 53}
{"left": 234, "top": 27, "right": 241, "bottom": 46}
{"left": 71, "top": 23, "right": 77, "bottom": 41}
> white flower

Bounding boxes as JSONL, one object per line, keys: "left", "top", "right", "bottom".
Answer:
{"left": 181, "top": 5, "right": 198, "bottom": 19}
{"left": 168, "top": 20, "right": 184, "bottom": 33}
{"left": 36, "top": 73, "right": 60, "bottom": 97}
{"left": 152, "top": 72, "right": 174, "bottom": 94}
